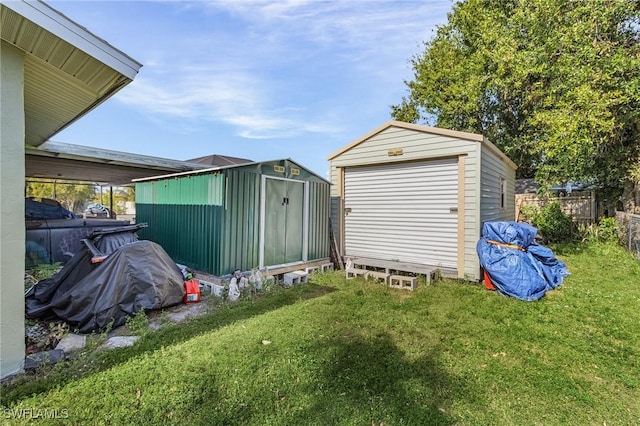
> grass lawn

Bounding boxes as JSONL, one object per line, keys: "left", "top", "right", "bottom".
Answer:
{"left": 2, "top": 242, "right": 640, "bottom": 425}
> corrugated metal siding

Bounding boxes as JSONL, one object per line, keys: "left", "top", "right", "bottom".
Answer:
{"left": 136, "top": 162, "right": 330, "bottom": 276}
{"left": 308, "top": 181, "right": 331, "bottom": 260}
{"left": 136, "top": 204, "right": 224, "bottom": 272}
{"left": 331, "top": 127, "right": 472, "bottom": 168}
{"left": 344, "top": 159, "right": 459, "bottom": 268}
{"left": 219, "top": 169, "right": 261, "bottom": 274}
{"left": 136, "top": 174, "right": 224, "bottom": 205}
{"left": 135, "top": 173, "right": 227, "bottom": 274}
{"left": 329, "top": 165, "right": 341, "bottom": 251}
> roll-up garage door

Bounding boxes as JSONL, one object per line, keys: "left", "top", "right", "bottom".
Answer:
{"left": 344, "top": 158, "right": 458, "bottom": 269}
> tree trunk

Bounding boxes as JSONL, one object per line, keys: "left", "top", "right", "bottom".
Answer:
{"left": 622, "top": 177, "right": 640, "bottom": 214}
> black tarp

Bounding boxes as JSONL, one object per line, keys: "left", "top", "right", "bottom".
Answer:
{"left": 26, "top": 225, "right": 184, "bottom": 333}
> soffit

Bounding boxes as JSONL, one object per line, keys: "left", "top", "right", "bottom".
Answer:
{"left": 1, "top": 2, "right": 140, "bottom": 146}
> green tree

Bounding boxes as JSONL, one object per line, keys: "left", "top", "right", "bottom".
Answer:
{"left": 392, "top": 0, "right": 640, "bottom": 209}
{"left": 101, "top": 186, "right": 135, "bottom": 214}
{"left": 26, "top": 180, "right": 96, "bottom": 212}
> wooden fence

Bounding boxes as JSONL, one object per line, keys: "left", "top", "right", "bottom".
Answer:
{"left": 515, "top": 192, "right": 597, "bottom": 224}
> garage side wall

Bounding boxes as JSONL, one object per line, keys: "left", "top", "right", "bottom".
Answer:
{"left": 479, "top": 143, "right": 516, "bottom": 223}
{"left": 330, "top": 126, "right": 480, "bottom": 279}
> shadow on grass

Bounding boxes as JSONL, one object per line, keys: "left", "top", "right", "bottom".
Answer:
{"left": 184, "top": 332, "right": 473, "bottom": 425}
{"left": 1, "top": 284, "right": 334, "bottom": 406}
{"left": 290, "top": 333, "right": 471, "bottom": 425}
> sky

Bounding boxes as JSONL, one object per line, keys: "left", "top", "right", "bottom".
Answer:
{"left": 50, "top": 0, "right": 454, "bottom": 178}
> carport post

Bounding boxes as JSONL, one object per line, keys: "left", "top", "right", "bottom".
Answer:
{"left": 109, "top": 186, "right": 114, "bottom": 218}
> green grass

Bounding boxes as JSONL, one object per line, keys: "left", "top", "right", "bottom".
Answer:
{"left": 3, "top": 242, "right": 640, "bottom": 425}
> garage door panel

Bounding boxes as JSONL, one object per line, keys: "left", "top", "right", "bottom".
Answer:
{"left": 344, "top": 159, "right": 458, "bottom": 269}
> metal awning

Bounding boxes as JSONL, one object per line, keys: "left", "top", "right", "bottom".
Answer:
{"left": 26, "top": 141, "right": 208, "bottom": 186}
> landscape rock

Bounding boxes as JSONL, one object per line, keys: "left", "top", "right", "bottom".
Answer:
{"left": 24, "top": 349, "right": 65, "bottom": 371}
{"left": 165, "top": 302, "right": 209, "bottom": 323}
{"left": 101, "top": 336, "right": 140, "bottom": 350}
{"left": 55, "top": 333, "right": 87, "bottom": 353}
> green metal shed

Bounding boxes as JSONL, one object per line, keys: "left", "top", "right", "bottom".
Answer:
{"left": 134, "top": 158, "right": 331, "bottom": 276}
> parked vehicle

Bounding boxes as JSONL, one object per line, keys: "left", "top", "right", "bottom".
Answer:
{"left": 25, "top": 198, "right": 128, "bottom": 266}
{"left": 84, "top": 203, "right": 111, "bottom": 218}
{"left": 549, "top": 181, "right": 592, "bottom": 196}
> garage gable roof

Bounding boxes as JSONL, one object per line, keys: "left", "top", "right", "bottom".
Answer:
{"left": 328, "top": 120, "right": 516, "bottom": 170}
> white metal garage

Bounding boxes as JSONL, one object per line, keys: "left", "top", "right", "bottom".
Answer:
{"left": 344, "top": 158, "right": 459, "bottom": 269}
{"left": 328, "top": 121, "right": 517, "bottom": 281}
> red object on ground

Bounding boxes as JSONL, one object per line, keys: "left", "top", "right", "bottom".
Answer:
{"left": 183, "top": 279, "right": 201, "bottom": 303}
{"left": 483, "top": 270, "right": 497, "bottom": 291}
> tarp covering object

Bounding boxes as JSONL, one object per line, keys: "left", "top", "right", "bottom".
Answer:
{"left": 476, "top": 221, "right": 569, "bottom": 301}
{"left": 26, "top": 225, "right": 184, "bottom": 333}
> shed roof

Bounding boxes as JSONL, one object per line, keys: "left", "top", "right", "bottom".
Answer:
{"left": 328, "top": 120, "right": 517, "bottom": 170}
{"left": 515, "top": 178, "right": 539, "bottom": 194}
{"left": 133, "top": 158, "right": 329, "bottom": 184}
{"left": 186, "top": 154, "right": 253, "bottom": 167}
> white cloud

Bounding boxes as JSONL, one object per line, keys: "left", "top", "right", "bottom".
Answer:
{"left": 114, "top": 1, "right": 451, "bottom": 140}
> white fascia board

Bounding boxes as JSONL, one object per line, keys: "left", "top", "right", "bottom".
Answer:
{"left": 1, "top": 0, "right": 142, "bottom": 79}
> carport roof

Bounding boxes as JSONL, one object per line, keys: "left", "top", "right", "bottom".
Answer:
{"left": 26, "top": 141, "right": 209, "bottom": 186}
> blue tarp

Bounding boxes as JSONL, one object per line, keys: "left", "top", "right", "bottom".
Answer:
{"left": 476, "top": 221, "right": 569, "bottom": 301}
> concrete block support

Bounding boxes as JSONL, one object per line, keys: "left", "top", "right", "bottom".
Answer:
{"left": 367, "top": 271, "right": 389, "bottom": 284}
{"left": 305, "top": 266, "right": 321, "bottom": 275}
{"left": 346, "top": 268, "right": 368, "bottom": 280}
{"left": 321, "top": 263, "right": 334, "bottom": 272}
{"left": 284, "top": 270, "right": 308, "bottom": 286}
{"left": 389, "top": 275, "right": 417, "bottom": 291}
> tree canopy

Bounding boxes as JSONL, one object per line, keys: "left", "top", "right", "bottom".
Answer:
{"left": 25, "top": 181, "right": 135, "bottom": 214}
{"left": 26, "top": 181, "right": 96, "bottom": 213}
{"left": 392, "top": 0, "right": 640, "bottom": 207}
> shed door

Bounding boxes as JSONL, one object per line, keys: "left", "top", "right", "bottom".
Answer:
{"left": 344, "top": 158, "right": 458, "bottom": 269}
{"left": 263, "top": 178, "right": 304, "bottom": 266}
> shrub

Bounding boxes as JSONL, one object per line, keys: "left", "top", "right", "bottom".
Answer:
{"left": 579, "top": 217, "right": 620, "bottom": 244}
{"left": 532, "top": 201, "right": 573, "bottom": 243}
{"left": 125, "top": 309, "right": 148, "bottom": 335}
{"left": 518, "top": 204, "right": 539, "bottom": 223}
{"left": 598, "top": 217, "right": 620, "bottom": 243}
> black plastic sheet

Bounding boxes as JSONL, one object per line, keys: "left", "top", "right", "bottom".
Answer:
{"left": 26, "top": 226, "right": 184, "bottom": 333}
